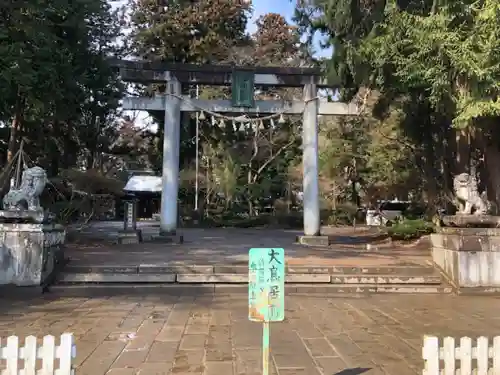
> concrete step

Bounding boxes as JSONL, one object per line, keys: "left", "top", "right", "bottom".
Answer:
{"left": 49, "top": 283, "right": 453, "bottom": 295}
{"left": 63, "top": 264, "right": 437, "bottom": 276}
{"left": 456, "top": 287, "right": 500, "bottom": 295}
{"left": 59, "top": 273, "right": 176, "bottom": 283}
{"left": 330, "top": 274, "right": 442, "bottom": 285}
{"left": 299, "top": 284, "right": 453, "bottom": 294}
{"left": 58, "top": 272, "right": 442, "bottom": 285}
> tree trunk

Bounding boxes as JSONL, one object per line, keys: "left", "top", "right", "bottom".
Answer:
{"left": 247, "top": 168, "right": 253, "bottom": 216}
{"left": 247, "top": 198, "right": 254, "bottom": 217}
{"left": 351, "top": 179, "right": 359, "bottom": 206}
{"left": 87, "top": 154, "right": 94, "bottom": 170}
{"left": 7, "top": 94, "right": 23, "bottom": 164}
{"left": 438, "top": 120, "right": 453, "bottom": 196}
{"left": 421, "top": 122, "right": 439, "bottom": 202}
{"left": 477, "top": 125, "right": 500, "bottom": 211}
{"left": 453, "top": 128, "right": 471, "bottom": 174}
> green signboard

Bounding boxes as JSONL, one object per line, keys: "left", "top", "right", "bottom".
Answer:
{"left": 248, "top": 247, "right": 285, "bottom": 322}
{"left": 232, "top": 70, "right": 255, "bottom": 108}
{"left": 248, "top": 247, "right": 285, "bottom": 375}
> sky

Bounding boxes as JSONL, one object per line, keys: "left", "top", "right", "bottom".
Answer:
{"left": 247, "top": 0, "right": 332, "bottom": 57}
{"left": 248, "top": 0, "right": 296, "bottom": 33}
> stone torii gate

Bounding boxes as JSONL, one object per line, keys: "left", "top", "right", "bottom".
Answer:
{"left": 113, "top": 60, "right": 357, "bottom": 243}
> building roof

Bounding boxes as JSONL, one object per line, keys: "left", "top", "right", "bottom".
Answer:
{"left": 124, "top": 175, "right": 162, "bottom": 193}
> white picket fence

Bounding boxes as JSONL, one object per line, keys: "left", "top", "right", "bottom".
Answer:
{"left": 423, "top": 335, "right": 500, "bottom": 374}
{"left": 0, "top": 333, "right": 75, "bottom": 375}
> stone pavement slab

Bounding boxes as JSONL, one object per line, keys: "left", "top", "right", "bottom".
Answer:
{"left": 66, "top": 227, "right": 431, "bottom": 268}
{"left": 2, "top": 289, "right": 499, "bottom": 375}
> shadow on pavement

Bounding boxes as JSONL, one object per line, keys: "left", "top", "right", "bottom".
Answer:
{"left": 335, "top": 368, "right": 371, "bottom": 375}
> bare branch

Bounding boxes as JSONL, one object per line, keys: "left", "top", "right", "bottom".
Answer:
{"left": 252, "top": 136, "right": 297, "bottom": 183}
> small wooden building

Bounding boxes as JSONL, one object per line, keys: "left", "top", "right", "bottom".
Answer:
{"left": 123, "top": 173, "right": 161, "bottom": 219}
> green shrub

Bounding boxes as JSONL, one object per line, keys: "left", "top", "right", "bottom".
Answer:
{"left": 230, "top": 215, "right": 271, "bottom": 228}
{"left": 324, "top": 204, "right": 359, "bottom": 226}
{"left": 181, "top": 211, "right": 304, "bottom": 229}
{"left": 387, "top": 219, "right": 434, "bottom": 240}
{"left": 276, "top": 212, "right": 302, "bottom": 228}
{"left": 325, "top": 210, "right": 351, "bottom": 226}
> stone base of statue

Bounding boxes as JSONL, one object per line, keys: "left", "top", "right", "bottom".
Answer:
{"left": 432, "top": 215, "right": 500, "bottom": 293}
{"left": 431, "top": 173, "right": 500, "bottom": 293}
{"left": 441, "top": 214, "right": 500, "bottom": 227}
{"left": 0, "top": 166, "right": 67, "bottom": 291}
{"left": 0, "top": 222, "right": 66, "bottom": 287}
{"left": 0, "top": 209, "right": 45, "bottom": 223}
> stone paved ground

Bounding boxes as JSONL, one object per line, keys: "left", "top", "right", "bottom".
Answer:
{"left": 1, "top": 289, "right": 499, "bottom": 375}
{"left": 66, "top": 227, "right": 431, "bottom": 267}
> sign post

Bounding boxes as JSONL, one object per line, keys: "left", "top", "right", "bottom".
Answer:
{"left": 248, "top": 248, "right": 285, "bottom": 375}
{"left": 123, "top": 200, "right": 137, "bottom": 231}
{"left": 118, "top": 199, "right": 142, "bottom": 244}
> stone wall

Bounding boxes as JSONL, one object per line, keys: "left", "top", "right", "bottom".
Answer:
{"left": 0, "top": 223, "right": 66, "bottom": 286}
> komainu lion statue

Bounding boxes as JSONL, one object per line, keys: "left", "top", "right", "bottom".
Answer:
{"left": 2, "top": 166, "right": 47, "bottom": 211}
{"left": 453, "top": 173, "right": 489, "bottom": 215}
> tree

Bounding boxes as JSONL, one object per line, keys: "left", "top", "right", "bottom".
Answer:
{"left": 253, "top": 13, "right": 301, "bottom": 66}
{"left": 129, "top": 0, "right": 251, "bottom": 63}
{"left": 318, "top": 98, "right": 417, "bottom": 206}
{"left": 295, "top": 0, "right": 500, "bottom": 208}
{"left": 0, "top": 0, "right": 124, "bottom": 174}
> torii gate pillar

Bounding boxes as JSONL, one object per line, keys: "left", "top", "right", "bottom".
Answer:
{"left": 159, "top": 78, "right": 182, "bottom": 236}
{"left": 302, "top": 83, "right": 320, "bottom": 236}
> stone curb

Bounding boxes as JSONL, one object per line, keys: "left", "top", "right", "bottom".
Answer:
{"left": 330, "top": 275, "right": 442, "bottom": 285}
{"left": 58, "top": 272, "right": 442, "bottom": 284}
{"left": 63, "top": 264, "right": 437, "bottom": 275}
{"left": 49, "top": 283, "right": 453, "bottom": 295}
{"left": 60, "top": 273, "right": 177, "bottom": 283}
{"left": 456, "top": 287, "right": 500, "bottom": 295}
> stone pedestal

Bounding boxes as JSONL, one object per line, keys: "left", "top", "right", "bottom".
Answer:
{"left": 431, "top": 226, "right": 500, "bottom": 291}
{"left": 118, "top": 229, "right": 143, "bottom": 244}
{"left": 0, "top": 223, "right": 66, "bottom": 287}
{"left": 151, "top": 232, "right": 184, "bottom": 244}
{"left": 296, "top": 235, "right": 331, "bottom": 247}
